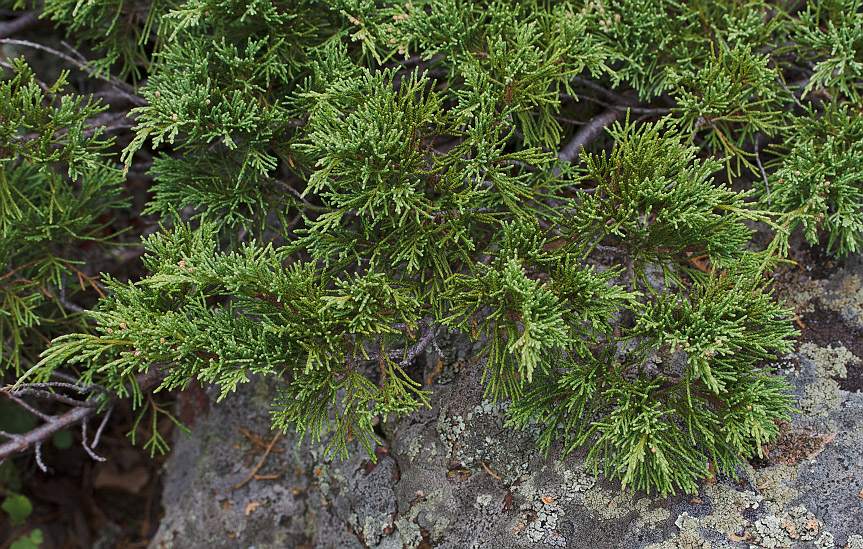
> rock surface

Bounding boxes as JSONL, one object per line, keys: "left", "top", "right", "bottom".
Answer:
{"left": 149, "top": 254, "right": 863, "bottom": 549}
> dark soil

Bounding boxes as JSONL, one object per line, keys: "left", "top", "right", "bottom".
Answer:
{"left": 0, "top": 400, "right": 175, "bottom": 549}
{"left": 798, "top": 298, "right": 863, "bottom": 393}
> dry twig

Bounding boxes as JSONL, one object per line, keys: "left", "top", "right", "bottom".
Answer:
{"left": 227, "top": 431, "right": 283, "bottom": 493}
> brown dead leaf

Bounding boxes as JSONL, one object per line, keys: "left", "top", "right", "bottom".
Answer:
{"left": 703, "top": 461, "right": 717, "bottom": 486}
{"left": 92, "top": 462, "right": 150, "bottom": 494}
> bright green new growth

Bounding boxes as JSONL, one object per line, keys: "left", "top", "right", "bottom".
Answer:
{"left": 6, "top": 0, "right": 863, "bottom": 496}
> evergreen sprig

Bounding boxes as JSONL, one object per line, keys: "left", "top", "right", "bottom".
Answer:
{"left": 757, "top": 102, "right": 863, "bottom": 255}
{"left": 39, "top": 0, "right": 175, "bottom": 83}
{"left": 0, "top": 57, "right": 126, "bottom": 375}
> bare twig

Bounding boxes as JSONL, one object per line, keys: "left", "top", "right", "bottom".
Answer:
{"left": 50, "top": 371, "right": 82, "bottom": 384}
{"left": 429, "top": 332, "right": 444, "bottom": 358}
{"left": 92, "top": 405, "right": 113, "bottom": 448}
{"left": 57, "top": 284, "right": 85, "bottom": 314}
{"left": 388, "top": 318, "right": 430, "bottom": 332}
{"left": 0, "top": 12, "right": 39, "bottom": 39}
{"left": 60, "top": 40, "right": 88, "bottom": 65}
{"left": 570, "top": 76, "right": 630, "bottom": 103}
{"left": 34, "top": 442, "right": 47, "bottom": 472}
{"left": 399, "top": 324, "right": 438, "bottom": 367}
{"left": 755, "top": 134, "right": 770, "bottom": 201}
{"left": 4, "top": 392, "right": 53, "bottom": 422}
{"left": 568, "top": 92, "right": 671, "bottom": 115}
{"left": 430, "top": 207, "right": 500, "bottom": 220}
{"left": 0, "top": 372, "right": 159, "bottom": 466}
{"left": 6, "top": 388, "right": 97, "bottom": 408}
{"left": 0, "top": 404, "right": 96, "bottom": 462}
{"left": 80, "top": 418, "right": 107, "bottom": 462}
{"left": 552, "top": 108, "right": 625, "bottom": 178}
{"left": 0, "top": 38, "right": 144, "bottom": 106}
{"left": 236, "top": 425, "right": 286, "bottom": 452}
{"left": 268, "top": 177, "right": 315, "bottom": 207}
{"left": 285, "top": 210, "right": 304, "bottom": 232}
{"left": 481, "top": 461, "right": 502, "bottom": 480}
{"left": 254, "top": 464, "right": 289, "bottom": 480}
{"left": 226, "top": 431, "right": 282, "bottom": 492}
{"left": 12, "top": 381, "right": 103, "bottom": 393}
{"left": 364, "top": 322, "right": 439, "bottom": 367}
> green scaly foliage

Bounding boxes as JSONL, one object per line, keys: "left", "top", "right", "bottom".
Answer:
{"left": 5, "top": 0, "right": 862, "bottom": 496}
{"left": 0, "top": 57, "right": 127, "bottom": 375}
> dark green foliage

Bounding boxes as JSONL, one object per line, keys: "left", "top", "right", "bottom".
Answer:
{"left": 0, "top": 58, "right": 127, "bottom": 375}
{"left": 793, "top": 0, "right": 863, "bottom": 106}
{"left": 39, "top": 0, "right": 175, "bottom": 82}
{"left": 503, "top": 118, "right": 797, "bottom": 495}
{"left": 757, "top": 103, "right": 863, "bottom": 255}
{"left": 670, "top": 44, "right": 788, "bottom": 176}
{"left": 7, "top": 0, "right": 863, "bottom": 496}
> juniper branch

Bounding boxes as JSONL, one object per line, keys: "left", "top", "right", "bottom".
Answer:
{"left": 0, "top": 405, "right": 95, "bottom": 464}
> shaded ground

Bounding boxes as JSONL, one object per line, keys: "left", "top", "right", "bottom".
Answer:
{"left": 0, "top": 399, "right": 173, "bottom": 548}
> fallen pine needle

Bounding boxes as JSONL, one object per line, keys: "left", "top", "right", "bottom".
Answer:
{"left": 236, "top": 425, "right": 285, "bottom": 452}
{"left": 227, "top": 431, "right": 282, "bottom": 493}
{"left": 481, "top": 461, "right": 501, "bottom": 480}
{"left": 254, "top": 464, "right": 289, "bottom": 481}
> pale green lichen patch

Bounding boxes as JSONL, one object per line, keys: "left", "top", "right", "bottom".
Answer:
{"left": 824, "top": 273, "right": 863, "bottom": 326}
{"left": 475, "top": 493, "right": 493, "bottom": 508}
{"left": 800, "top": 378, "right": 844, "bottom": 417}
{"left": 699, "top": 482, "right": 761, "bottom": 535}
{"left": 361, "top": 514, "right": 392, "bottom": 546}
{"left": 799, "top": 342, "right": 859, "bottom": 379}
{"left": 513, "top": 462, "right": 602, "bottom": 543}
{"left": 512, "top": 465, "right": 566, "bottom": 543}
{"left": 632, "top": 497, "right": 672, "bottom": 530}
{"left": 816, "top": 532, "right": 836, "bottom": 548}
{"left": 778, "top": 278, "right": 822, "bottom": 316}
{"left": 511, "top": 460, "right": 671, "bottom": 546}
{"left": 750, "top": 504, "right": 821, "bottom": 548}
{"left": 437, "top": 399, "right": 535, "bottom": 483}
{"left": 431, "top": 516, "right": 450, "bottom": 542}
{"left": 753, "top": 464, "right": 801, "bottom": 512}
{"left": 642, "top": 462, "right": 812, "bottom": 549}
{"left": 394, "top": 516, "right": 423, "bottom": 548}
{"left": 845, "top": 534, "right": 863, "bottom": 549}
{"left": 405, "top": 436, "right": 421, "bottom": 459}
{"left": 394, "top": 488, "right": 448, "bottom": 548}
{"left": 645, "top": 512, "right": 709, "bottom": 549}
